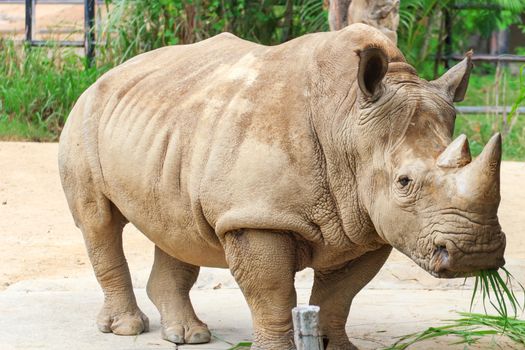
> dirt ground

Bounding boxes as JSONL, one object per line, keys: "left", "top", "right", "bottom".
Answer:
{"left": 0, "top": 4, "right": 87, "bottom": 40}
{"left": 0, "top": 142, "right": 524, "bottom": 350}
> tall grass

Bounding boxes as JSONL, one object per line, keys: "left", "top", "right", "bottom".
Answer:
{"left": 95, "top": 0, "right": 329, "bottom": 65}
{"left": 0, "top": 40, "right": 107, "bottom": 140}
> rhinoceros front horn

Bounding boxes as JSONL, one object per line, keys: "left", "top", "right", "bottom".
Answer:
{"left": 437, "top": 134, "right": 472, "bottom": 168}
{"left": 459, "top": 133, "right": 502, "bottom": 203}
{"left": 470, "top": 133, "right": 502, "bottom": 177}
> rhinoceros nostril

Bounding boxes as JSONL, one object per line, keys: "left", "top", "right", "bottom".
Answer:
{"left": 433, "top": 245, "right": 450, "bottom": 272}
{"left": 436, "top": 245, "right": 448, "bottom": 255}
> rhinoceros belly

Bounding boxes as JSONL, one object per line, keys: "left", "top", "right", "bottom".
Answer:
{"left": 97, "top": 118, "right": 229, "bottom": 267}
{"left": 93, "top": 62, "right": 236, "bottom": 267}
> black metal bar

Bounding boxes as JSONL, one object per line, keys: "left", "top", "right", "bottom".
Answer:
{"left": 25, "top": 0, "right": 33, "bottom": 43}
{"left": 23, "top": 0, "right": 98, "bottom": 66}
{"left": 84, "top": 0, "right": 95, "bottom": 66}
{"left": 29, "top": 40, "right": 85, "bottom": 47}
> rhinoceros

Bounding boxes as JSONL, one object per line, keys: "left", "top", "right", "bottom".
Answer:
{"left": 58, "top": 23, "right": 506, "bottom": 350}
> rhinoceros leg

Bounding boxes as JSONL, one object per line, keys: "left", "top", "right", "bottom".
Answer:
{"left": 224, "top": 230, "right": 297, "bottom": 350}
{"left": 59, "top": 101, "right": 148, "bottom": 336}
{"left": 309, "top": 245, "right": 392, "bottom": 350}
{"left": 73, "top": 197, "right": 149, "bottom": 336}
{"left": 146, "top": 245, "right": 211, "bottom": 344}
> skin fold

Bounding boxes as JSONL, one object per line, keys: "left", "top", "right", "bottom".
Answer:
{"left": 58, "top": 23, "right": 506, "bottom": 350}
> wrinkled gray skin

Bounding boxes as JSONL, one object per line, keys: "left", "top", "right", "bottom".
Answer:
{"left": 58, "top": 24, "right": 506, "bottom": 350}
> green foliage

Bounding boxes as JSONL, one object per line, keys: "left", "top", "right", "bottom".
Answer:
{"left": 227, "top": 342, "right": 252, "bottom": 349}
{"left": 454, "top": 114, "right": 525, "bottom": 160}
{"left": 454, "top": 65, "right": 525, "bottom": 161}
{"left": 454, "top": 0, "right": 525, "bottom": 37}
{"left": 398, "top": 0, "right": 443, "bottom": 75}
{"left": 397, "top": 0, "right": 525, "bottom": 78}
{"left": 97, "top": 0, "right": 328, "bottom": 65}
{"left": 0, "top": 40, "right": 107, "bottom": 140}
{"left": 212, "top": 333, "right": 252, "bottom": 349}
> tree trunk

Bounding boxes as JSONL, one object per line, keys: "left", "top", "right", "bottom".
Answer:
{"left": 328, "top": 0, "right": 400, "bottom": 44}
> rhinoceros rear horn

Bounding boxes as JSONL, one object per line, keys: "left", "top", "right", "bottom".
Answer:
{"left": 356, "top": 47, "right": 388, "bottom": 100}
{"left": 431, "top": 50, "right": 473, "bottom": 102}
{"left": 437, "top": 134, "right": 472, "bottom": 168}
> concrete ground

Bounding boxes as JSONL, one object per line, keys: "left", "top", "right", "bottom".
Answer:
{"left": 0, "top": 142, "right": 524, "bottom": 350}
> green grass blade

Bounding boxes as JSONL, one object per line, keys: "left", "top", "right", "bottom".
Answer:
{"left": 471, "top": 274, "right": 480, "bottom": 312}
{"left": 493, "top": 271, "right": 517, "bottom": 317}
{"left": 486, "top": 271, "right": 507, "bottom": 318}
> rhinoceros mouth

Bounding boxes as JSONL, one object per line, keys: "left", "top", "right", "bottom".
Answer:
{"left": 427, "top": 239, "right": 506, "bottom": 279}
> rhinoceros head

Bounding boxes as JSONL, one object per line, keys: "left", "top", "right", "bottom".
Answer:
{"left": 352, "top": 47, "right": 505, "bottom": 278}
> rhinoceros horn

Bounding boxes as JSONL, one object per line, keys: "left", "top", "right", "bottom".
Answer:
{"left": 457, "top": 133, "right": 502, "bottom": 203}
{"left": 437, "top": 134, "right": 472, "bottom": 168}
{"left": 431, "top": 50, "right": 473, "bottom": 102}
{"left": 469, "top": 133, "right": 502, "bottom": 179}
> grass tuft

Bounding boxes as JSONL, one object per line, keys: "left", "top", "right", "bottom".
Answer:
{"left": 227, "top": 342, "right": 253, "bottom": 350}
{"left": 385, "top": 268, "right": 525, "bottom": 349}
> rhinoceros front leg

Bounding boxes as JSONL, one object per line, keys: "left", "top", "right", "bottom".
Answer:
{"left": 146, "top": 245, "right": 211, "bottom": 344}
{"left": 309, "top": 245, "right": 392, "bottom": 350}
{"left": 224, "top": 230, "right": 297, "bottom": 350}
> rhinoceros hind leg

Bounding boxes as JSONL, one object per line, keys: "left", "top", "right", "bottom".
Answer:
{"left": 71, "top": 194, "right": 149, "bottom": 336}
{"left": 147, "top": 246, "right": 211, "bottom": 344}
{"left": 224, "top": 230, "right": 297, "bottom": 350}
{"left": 309, "top": 245, "right": 392, "bottom": 350}
{"left": 59, "top": 120, "right": 148, "bottom": 336}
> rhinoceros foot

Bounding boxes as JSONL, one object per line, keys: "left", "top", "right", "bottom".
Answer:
{"left": 161, "top": 322, "right": 211, "bottom": 344}
{"left": 96, "top": 306, "right": 149, "bottom": 335}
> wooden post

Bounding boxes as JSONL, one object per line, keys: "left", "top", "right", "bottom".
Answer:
{"left": 292, "top": 306, "right": 324, "bottom": 350}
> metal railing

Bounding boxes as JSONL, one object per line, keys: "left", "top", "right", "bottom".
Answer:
{"left": 24, "top": 0, "right": 95, "bottom": 66}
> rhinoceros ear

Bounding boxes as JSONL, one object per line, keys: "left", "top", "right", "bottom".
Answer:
{"left": 431, "top": 51, "right": 473, "bottom": 102}
{"left": 356, "top": 47, "right": 389, "bottom": 100}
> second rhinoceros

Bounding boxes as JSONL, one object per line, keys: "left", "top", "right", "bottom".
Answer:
{"left": 58, "top": 23, "right": 506, "bottom": 350}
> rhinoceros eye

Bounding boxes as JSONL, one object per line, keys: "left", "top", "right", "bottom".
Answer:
{"left": 398, "top": 175, "right": 412, "bottom": 187}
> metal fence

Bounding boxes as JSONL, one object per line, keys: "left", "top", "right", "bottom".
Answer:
{"left": 23, "top": 0, "right": 95, "bottom": 65}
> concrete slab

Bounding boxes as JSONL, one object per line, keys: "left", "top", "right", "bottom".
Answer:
{"left": 1, "top": 282, "right": 522, "bottom": 350}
